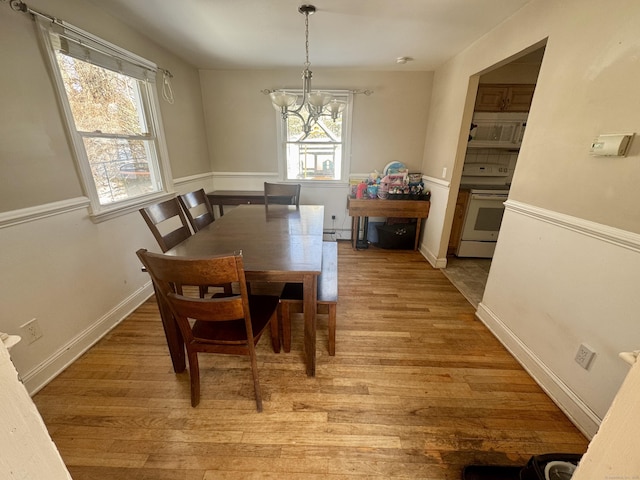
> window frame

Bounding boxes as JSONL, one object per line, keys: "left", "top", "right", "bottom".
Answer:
{"left": 275, "top": 90, "right": 352, "bottom": 184}
{"left": 35, "top": 17, "right": 174, "bottom": 222}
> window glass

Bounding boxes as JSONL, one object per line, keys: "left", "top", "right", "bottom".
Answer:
{"left": 37, "top": 18, "right": 171, "bottom": 217}
{"left": 56, "top": 53, "right": 161, "bottom": 205}
{"left": 280, "top": 92, "right": 351, "bottom": 182}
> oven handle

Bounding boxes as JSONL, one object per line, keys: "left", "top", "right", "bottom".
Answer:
{"left": 470, "top": 193, "right": 508, "bottom": 201}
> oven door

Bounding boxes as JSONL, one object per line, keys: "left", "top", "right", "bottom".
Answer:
{"left": 461, "top": 193, "right": 507, "bottom": 242}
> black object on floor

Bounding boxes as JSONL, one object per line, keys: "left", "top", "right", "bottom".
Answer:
{"left": 463, "top": 453, "right": 583, "bottom": 480}
{"left": 462, "top": 465, "right": 522, "bottom": 480}
{"left": 376, "top": 222, "right": 416, "bottom": 249}
{"left": 520, "top": 453, "right": 582, "bottom": 480}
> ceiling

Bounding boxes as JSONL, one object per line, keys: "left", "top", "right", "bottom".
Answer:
{"left": 87, "top": 0, "right": 532, "bottom": 71}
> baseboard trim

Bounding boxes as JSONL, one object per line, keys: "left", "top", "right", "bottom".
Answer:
{"left": 476, "top": 301, "right": 601, "bottom": 439}
{"left": 22, "top": 282, "right": 155, "bottom": 396}
{"left": 420, "top": 244, "right": 447, "bottom": 268}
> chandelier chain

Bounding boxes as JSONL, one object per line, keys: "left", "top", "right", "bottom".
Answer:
{"left": 304, "top": 10, "right": 310, "bottom": 69}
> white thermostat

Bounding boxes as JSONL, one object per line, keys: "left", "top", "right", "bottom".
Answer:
{"left": 590, "top": 133, "right": 634, "bottom": 157}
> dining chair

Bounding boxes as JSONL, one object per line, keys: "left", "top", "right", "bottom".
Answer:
{"left": 139, "top": 198, "right": 192, "bottom": 253}
{"left": 178, "top": 189, "right": 215, "bottom": 232}
{"left": 263, "top": 182, "right": 301, "bottom": 207}
{"left": 136, "top": 249, "right": 281, "bottom": 411}
{"left": 140, "top": 198, "right": 231, "bottom": 296}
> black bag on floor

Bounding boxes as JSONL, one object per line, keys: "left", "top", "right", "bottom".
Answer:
{"left": 376, "top": 223, "right": 416, "bottom": 249}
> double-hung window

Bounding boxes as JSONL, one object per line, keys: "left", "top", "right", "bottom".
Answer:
{"left": 277, "top": 90, "right": 352, "bottom": 182}
{"left": 36, "top": 17, "right": 172, "bottom": 220}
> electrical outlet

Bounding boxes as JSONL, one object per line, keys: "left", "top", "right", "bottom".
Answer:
{"left": 575, "top": 343, "right": 596, "bottom": 370}
{"left": 20, "top": 318, "right": 43, "bottom": 344}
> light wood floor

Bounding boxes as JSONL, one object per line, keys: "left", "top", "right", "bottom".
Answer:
{"left": 33, "top": 242, "right": 588, "bottom": 479}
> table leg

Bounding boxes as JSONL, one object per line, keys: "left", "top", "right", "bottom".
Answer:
{"left": 153, "top": 283, "right": 186, "bottom": 373}
{"left": 351, "top": 216, "right": 357, "bottom": 249}
{"left": 414, "top": 218, "right": 423, "bottom": 251}
{"left": 302, "top": 273, "right": 318, "bottom": 377}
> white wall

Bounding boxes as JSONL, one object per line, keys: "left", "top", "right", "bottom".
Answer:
{"left": 200, "top": 69, "right": 433, "bottom": 237}
{"left": 479, "top": 202, "right": 640, "bottom": 434}
{"left": 0, "top": 0, "right": 213, "bottom": 392}
{"left": 573, "top": 356, "right": 640, "bottom": 479}
{"left": 420, "top": 0, "right": 640, "bottom": 439}
{"left": 0, "top": 341, "right": 71, "bottom": 479}
{"left": 200, "top": 69, "right": 433, "bottom": 174}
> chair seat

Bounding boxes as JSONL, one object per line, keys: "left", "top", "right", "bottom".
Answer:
{"left": 192, "top": 295, "right": 280, "bottom": 344}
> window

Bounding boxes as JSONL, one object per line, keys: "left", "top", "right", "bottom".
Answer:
{"left": 36, "top": 18, "right": 172, "bottom": 219}
{"left": 278, "top": 91, "right": 352, "bottom": 182}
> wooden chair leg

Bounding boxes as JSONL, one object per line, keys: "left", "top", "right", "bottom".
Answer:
{"left": 328, "top": 304, "right": 336, "bottom": 356}
{"left": 248, "top": 346, "right": 263, "bottom": 412}
{"left": 188, "top": 351, "right": 200, "bottom": 407}
{"left": 270, "top": 311, "right": 280, "bottom": 353}
{"left": 280, "top": 302, "right": 292, "bottom": 353}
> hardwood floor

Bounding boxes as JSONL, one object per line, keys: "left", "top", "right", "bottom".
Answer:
{"left": 33, "top": 242, "right": 588, "bottom": 479}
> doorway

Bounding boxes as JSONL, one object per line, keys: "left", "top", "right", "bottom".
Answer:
{"left": 445, "top": 45, "right": 546, "bottom": 307}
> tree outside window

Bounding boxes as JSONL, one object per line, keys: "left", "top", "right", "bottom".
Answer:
{"left": 56, "top": 54, "right": 161, "bottom": 205}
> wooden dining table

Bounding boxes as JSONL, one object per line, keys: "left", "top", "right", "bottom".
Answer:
{"left": 162, "top": 204, "right": 324, "bottom": 376}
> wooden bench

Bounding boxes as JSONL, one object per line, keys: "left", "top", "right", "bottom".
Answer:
{"left": 280, "top": 241, "right": 338, "bottom": 355}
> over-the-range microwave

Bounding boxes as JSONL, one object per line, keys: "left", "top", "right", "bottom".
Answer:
{"left": 468, "top": 112, "right": 528, "bottom": 149}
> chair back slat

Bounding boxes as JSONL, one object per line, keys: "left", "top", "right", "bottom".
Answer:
{"left": 264, "top": 182, "right": 301, "bottom": 207}
{"left": 167, "top": 293, "right": 245, "bottom": 323}
{"left": 178, "top": 189, "right": 215, "bottom": 232}
{"left": 140, "top": 198, "right": 191, "bottom": 252}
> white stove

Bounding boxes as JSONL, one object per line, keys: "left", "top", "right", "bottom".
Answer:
{"left": 458, "top": 188, "right": 509, "bottom": 258}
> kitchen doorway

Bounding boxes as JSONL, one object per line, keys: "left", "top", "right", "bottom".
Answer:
{"left": 446, "top": 45, "right": 546, "bottom": 307}
{"left": 442, "top": 257, "right": 491, "bottom": 308}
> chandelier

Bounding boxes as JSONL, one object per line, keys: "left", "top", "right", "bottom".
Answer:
{"left": 268, "top": 4, "right": 346, "bottom": 135}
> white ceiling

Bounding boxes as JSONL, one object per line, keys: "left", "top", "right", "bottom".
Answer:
{"left": 87, "top": 0, "right": 532, "bottom": 71}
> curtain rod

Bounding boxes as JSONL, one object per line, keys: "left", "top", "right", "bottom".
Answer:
{"left": 3, "top": 0, "right": 173, "bottom": 79}
{"left": 261, "top": 89, "right": 374, "bottom": 96}
{"left": 5, "top": 0, "right": 50, "bottom": 21}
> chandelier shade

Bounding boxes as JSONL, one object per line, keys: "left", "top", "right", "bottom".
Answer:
{"left": 270, "top": 91, "right": 297, "bottom": 109}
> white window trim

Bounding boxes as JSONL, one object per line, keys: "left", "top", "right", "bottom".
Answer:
{"left": 275, "top": 89, "right": 352, "bottom": 185}
{"left": 35, "top": 17, "right": 175, "bottom": 222}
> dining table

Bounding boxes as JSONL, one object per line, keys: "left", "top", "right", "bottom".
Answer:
{"left": 162, "top": 204, "right": 324, "bottom": 376}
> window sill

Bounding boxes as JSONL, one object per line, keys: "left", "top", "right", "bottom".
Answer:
{"left": 89, "top": 192, "right": 175, "bottom": 223}
{"left": 286, "top": 180, "right": 350, "bottom": 188}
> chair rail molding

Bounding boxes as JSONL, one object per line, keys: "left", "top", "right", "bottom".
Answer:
{"left": 0, "top": 197, "right": 90, "bottom": 229}
{"left": 172, "top": 171, "right": 214, "bottom": 188}
{"left": 504, "top": 199, "right": 640, "bottom": 253}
